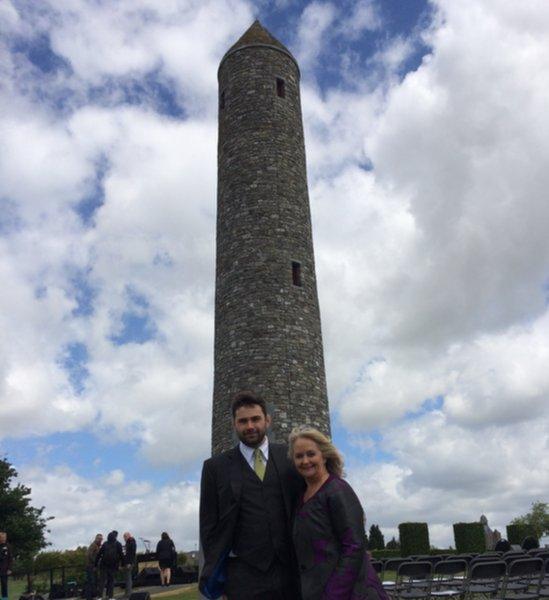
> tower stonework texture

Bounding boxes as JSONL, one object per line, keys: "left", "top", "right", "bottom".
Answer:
{"left": 212, "top": 21, "right": 330, "bottom": 455}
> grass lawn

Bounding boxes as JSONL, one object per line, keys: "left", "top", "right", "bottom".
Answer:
{"left": 8, "top": 577, "right": 29, "bottom": 600}
{"left": 7, "top": 579, "right": 200, "bottom": 600}
{"left": 151, "top": 586, "right": 199, "bottom": 600}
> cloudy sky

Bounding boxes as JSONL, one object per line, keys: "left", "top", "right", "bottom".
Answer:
{"left": 1, "top": 0, "right": 548, "bottom": 551}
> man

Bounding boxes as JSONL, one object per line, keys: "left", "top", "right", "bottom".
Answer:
{"left": 122, "top": 532, "right": 136, "bottom": 598}
{"left": 85, "top": 533, "right": 103, "bottom": 600}
{"left": 96, "top": 530, "right": 124, "bottom": 600}
{"left": 199, "top": 391, "right": 304, "bottom": 600}
{"left": 0, "top": 532, "right": 13, "bottom": 600}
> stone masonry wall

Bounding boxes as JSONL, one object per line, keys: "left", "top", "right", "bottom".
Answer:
{"left": 212, "top": 43, "right": 330, "bottom": 455}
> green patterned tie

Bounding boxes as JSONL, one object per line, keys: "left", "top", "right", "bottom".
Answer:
{"left": 253, "top": 448, "right": 266, "bottom": 481}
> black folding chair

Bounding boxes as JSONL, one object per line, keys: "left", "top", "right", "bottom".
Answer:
{"left": 538, "top": 558, "right": 549, "bottom": 598}
{"left": 473, "top": 555, "right": 504, "bottom": 565}
{"left": 371, "top": 560, "right": 384, "bottom": 574}
{"left": 421, "top": 556, "right": 444, "bottom": 567}
{"left": 455, "top": 555, "right": 474, "bottom": 566}
{"left": 505, "top": 555, "right": 529, "bottom": 566}
{"left": 383, "top": 558, "right": 409, "bottom": 584}
{"left": 431, "top": 559, "right": 468, "bottom": 598}
{"left": 504, "top": 552, "right": 527, "bottom": 561}
{"left": 534, "top": 552, "right": 549, "bottom": 563}
{"left": 465, "top": 560, "right": 507, "bottom": 598}
{"left": 392, "top": 561, "right": 433, "bottom": 600}
{"left": 497, "top": 558, "right": 544, "bottom": 600}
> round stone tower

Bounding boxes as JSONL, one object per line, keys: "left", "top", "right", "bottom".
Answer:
{"left": 212, "top": 20, "right": 330, "bottom": 455}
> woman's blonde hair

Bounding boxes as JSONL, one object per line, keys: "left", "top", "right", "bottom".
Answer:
{"left": 288, "top": 426, "right": 344, "bottom": 478}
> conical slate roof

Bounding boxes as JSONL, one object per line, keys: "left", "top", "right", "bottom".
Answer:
{"left": 221, "top": 20, "right": 296, "bottom": 65}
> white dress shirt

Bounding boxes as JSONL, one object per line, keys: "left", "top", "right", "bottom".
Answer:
{"left": 239, "top": 435, "right": 269, "bottom": 469}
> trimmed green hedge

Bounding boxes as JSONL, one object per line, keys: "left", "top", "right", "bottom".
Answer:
{"left": 398, "top": 522, "right": 430, "bottom": 556}
{"left": 453, "top": 522, "right": 486, "bottom": 553}
{"left": 371, "top": 549, "right": 402, "bottom": 560}
{"left": 431, "top": 548, "right": 457, "bottom": 556}
{"left": 506, "top": 524, "right": 537, "bottom": 545}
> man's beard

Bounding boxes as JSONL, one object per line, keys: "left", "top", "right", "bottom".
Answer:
{"left": 237, "top": 426, "right": 267, "bottom": 448}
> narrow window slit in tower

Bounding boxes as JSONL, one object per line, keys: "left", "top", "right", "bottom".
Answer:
{"left": 292, "top": 261, "right": 302, "bottom": 287}
{"left": 220, "top": 90, "right": 225, "bottom": 110}
{"left": 276, "top": 78, "right": 286, "bottom": 98}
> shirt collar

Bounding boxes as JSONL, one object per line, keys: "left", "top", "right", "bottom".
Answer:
{"left": 239, "top": 435, "right": 269, "bottom": 462}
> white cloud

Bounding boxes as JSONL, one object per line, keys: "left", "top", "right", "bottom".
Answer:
{"left": 20, "top": 465, "right": 199, "bottom": 550}
{"left": 347, "top": 414, "right": 549, "bottom": 547}
{"left": 338, "top": 0, "right": 381, "bottom": 39}
{"left": 0, "top": 0, "right": 19, "bottom": 32}
{"left": 103, "top": 469, "right": 125, "bottom": 486}
{"left": 1, "top": 0, "right": 549, "bottom": 551}
{"left": 296, "top": 2, "right": 337, "bottom": 71}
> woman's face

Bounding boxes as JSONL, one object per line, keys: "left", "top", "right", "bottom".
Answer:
{"left": 292, "top": 437, "right": 328, "bottom": 482}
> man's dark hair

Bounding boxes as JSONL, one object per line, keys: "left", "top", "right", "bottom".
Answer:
{"left": 231, "top": 391, "right": 268, "bottom": 418}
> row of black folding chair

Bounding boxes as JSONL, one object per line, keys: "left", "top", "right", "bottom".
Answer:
{"left": 386, "top": 561, "right": 433, "bottom": 600}
{"left": 462, "top": 557, "right": 545, "bottom": 599}
{"left": 496, "top": 557, "right": 545, "bottom": 600}
{"left": 385, "top": 558, "right": 546, "bottom": 600}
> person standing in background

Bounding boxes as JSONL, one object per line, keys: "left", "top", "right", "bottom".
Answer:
{"left": 96, "top": 531, "right": 123, "bottom": 600}
{"left": 85, "top": 534, "right": 103, "bottom": 600}
{"left": 156, "top": 532, "right": 176, "bottom": 587}
{"left": 0, "top": 532, "right": 13, "bottom": 600}
{"left": 122, "top": 532, "right": 136, "bottom": 598}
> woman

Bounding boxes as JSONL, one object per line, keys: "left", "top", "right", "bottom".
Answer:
{"left": 289, "top": 427, "right": 387, "bottom": 600}
{"left": 156, "top": 532, "right": 176, "bottom": 586}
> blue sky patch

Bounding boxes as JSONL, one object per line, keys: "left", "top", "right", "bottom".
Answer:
{"left": 332, "top": 420, "right": 394, "bottom": 465}
{"left": 59, "top": 342, "right": 89, "bottom": 395}
{"left": 110, "top": 288, "right": 158, "bottom": 345}
{"left": 71, "top": 269, "right": 97, "bottom": 317}
{"left": 405, "top": 395, "right": 444, "bottom": 420}
{"left": 13, "top": 32, "right": 72, "bottom": 75}
{"left": 76, "top": 156, "right": 109, "bottom": 227}
{"left": 0, "top": 431, "right": 181, "bottom": 487}
{"left": 88, "top": 70, "right": 186, "bottom": 118}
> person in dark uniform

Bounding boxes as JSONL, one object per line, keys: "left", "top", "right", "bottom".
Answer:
{"left": 0, "top": 532, "right": 13, "bottom": 600}
{"left": 199, "top": 391, "right": 304, "bottom": 600}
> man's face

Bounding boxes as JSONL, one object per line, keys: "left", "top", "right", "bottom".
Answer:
{"left": 0, "top": 532, "right": 6, "bottom": 544}
{"left": 96, "top": 535, "right": 103, "bottom": 545}
{"left": 233, "top": 404, "right": 271, "bottom": 448}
